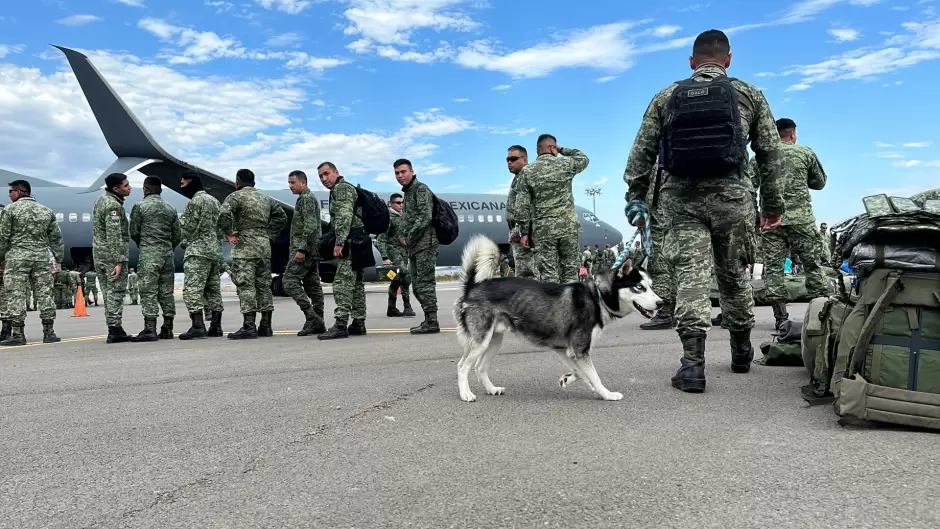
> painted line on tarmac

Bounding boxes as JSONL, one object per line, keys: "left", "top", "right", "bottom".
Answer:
{"left": 0, "top": 328, "right": 457, "bottom": 349}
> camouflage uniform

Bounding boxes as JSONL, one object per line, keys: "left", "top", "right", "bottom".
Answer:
{"left": 219, "top": 186, "right": 287, "bottom": 338}
{"left": 816, "top": 228, "right": 831, "bottom": 266}
{"left": 54, "top": 271, "right": 69, "bottom": 308}
{"left": 624, "top": 63, "right": 785, "bottom": 392}
{"left": 127, "top": 271, "right": 139, "bottom": 304}
{"left": 283, "top": 188, "right": 326, "bottom": 336}
{"left": 319, "top": 176, "right": 365, "bottom": 339}
{"left": 402, "top": 176, "right": 440, "bottom": 333}
{"left": 754, "top": 141, "right": 828, "bottom": 325}
{"left": 506, "top": 170, "right": 535, "bottom": 278}
{"left": 179, "top": 190, "right": 224, "bottom": 339}
{"left": 0, "top": 196, "right": 64, "bottom": 345}
{"left": 375, "top": 210, "right": 414, "bottom": 316}
{"left": 911, "top": 188, "right": 940, "bottom": 207}
{"left": 515, "top": 148, "right": 589, "bottom": 283}
{"left": 84, "top": 270, "right": 99, "bottom": 305}
{"left": 130, "top": 193, "right": 182, "bottom": 340}
{"left": 93, "top": 190, "right": 131, "bottom": 342}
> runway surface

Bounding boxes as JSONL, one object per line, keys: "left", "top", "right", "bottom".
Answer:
{"left": 2, "top": 286, "right": 938, "bottom": 528}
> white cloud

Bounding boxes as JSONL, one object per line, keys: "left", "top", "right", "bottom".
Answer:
{"left": 373, "top": 43, "right": 455, "bottom": 63}
{"left": 828, "top": 27, "right": 861, "bottom": 42}
{"left": 650, "top": 25, "right": 682, "bottom": 37}
{"left": 115, "top": 0, "right": 146, "bottom": 6}
{"left": 206, "top": 1, "right": 235, "bottom": 12}
{"left": 0, "top": 51, "right": 474, "bottom": 190}
{"left": 265, "top": 32, "right": 304, "bottom": 48}
{"left": 453, "top": 98, "right": 469, "bottom": 102}
{"left": 893, "top": 159, "right": 924, "bottom": 167}
{"left": 342, "top": 0, "right": 480, "bottom": 49}
{"left": 57, "top": 15, "right": 103, "bottom": 26}
{"left": 596, "top": 75, "right": 618, "bottom": 83}
{"left": 255, "top": 0, "right": 312, "bottom": 15}
{"left": 456, "top": 22, "right": 638, "bottom": 79}
{"left": 443, "top": 184, "right": 463, "bottom": 189}
{"left": 0, "top": 44, "right": 25, "bottom": 58}
{"left": 874, "top": 152, "right": 904, "bottom": 158}
{"left": 904, "top": 141, "right": 932, "bottom": 147}
{"left": 492, "top": 84, "right": 511, "bottom": 91}
{"left": 594, "top": 176, "right": 609, "bottom": 185}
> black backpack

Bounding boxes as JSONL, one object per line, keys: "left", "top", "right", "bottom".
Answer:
{"left": 431, "top": 192, "right": 459, "bottom": 245}
{"left": 660, "top": 75, "right": 747, "bottom": 179}
{"left": 354, "top": 184, "right": 390, "bottom": 235}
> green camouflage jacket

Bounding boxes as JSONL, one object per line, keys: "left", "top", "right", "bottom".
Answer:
{"left": 0, "top": 196, "right": 64, "bottom": 263}
{"left": 328, "top": 177, "right": 363, "bottom": 244}
{"left": 290, "top": 188, "right": 321, "bottom": 258}
{"left": 130, "top": 194, "right": 182, "bottom": 259}
{"left": 180, "top": 190, "right": 223, "bottom": 260}
{"left": 218, "top": 186, "right": 288, "bottom": 260}
{"left": 402, "top": 176, "right": 438, "bottom": 251}
{"left": 376, "top": 210, "right": 408, "bottom": 264}
{"left": 515, "top": 148, "right": 588, "bottom": 235}
{"left": 93, "top": 191, "right": 130, "bottom": 265}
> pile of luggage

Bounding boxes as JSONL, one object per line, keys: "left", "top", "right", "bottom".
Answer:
{"left": 799, "top": 194, "right": 940, "bottom": 430}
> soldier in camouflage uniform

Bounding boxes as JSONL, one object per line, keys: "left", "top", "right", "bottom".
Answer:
{"left": 219, "top": 169, "right": 287, "bottom": 340}
{"left": 753, "top": 118, "right": 828, "bottom": 330}
{"left": 376, "top": 192, "right": 415, "bottom": 317}
{"left": 514, "top": 135, "right": 589, "bottom": 283}
{"left": 284, "top": 170, "right": 327, "bottom": 336}
{"left": 624, "top": 30, "right": 785, "bottom": 393}
{"left": 84, "top": 269, "right": 99, "bottom": 306}
{"left": 93, "top": 173, "right": 133, "bottom": 343}
{"left": 0, "top": 180, "right": 64, "bottom": 345}
{"left": 178, "top": 171, "right": 225, "bottom": 340}
{"left": 127, "top": 268, "right": 139, "bottom": 305}
{"left": 395, "top": 159, "right": 441, "bottom": 334}
{"left": 816, "top": 222, "right": 831, "bottom": 266}
{"left": 505, "top": 145, "right": 535, "bottom": 279}
{"left": 53, "top": 271, "right": 68, "bottom": 309}
{"left": 0, "top": 206, "right": 7, "bottom": 342}
{"left": 317, "top": 162, "right": 366, "bottom": 340}
{"left": 129, "top": 176, "right": 182, "bottom": 341}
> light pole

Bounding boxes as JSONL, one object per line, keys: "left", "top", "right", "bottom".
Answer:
{"left": 585, "top": 186, "right": 602, "bottom": 215}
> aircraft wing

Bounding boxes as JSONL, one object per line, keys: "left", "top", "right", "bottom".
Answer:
{"left": 0, "top": 168, "right": 69, "bottom": 188}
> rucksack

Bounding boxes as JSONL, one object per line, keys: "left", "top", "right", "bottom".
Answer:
{"left": 431, "top": 192, "right": 459, "bottom": 245}
{"left": 660, "top": 76, "right": 747, "bottom": 179}
{"left": 354, "top": 184, "right": 390, "bottom": 236}
{"left": 812, "top": 195, "right": 940, "bottom": 429}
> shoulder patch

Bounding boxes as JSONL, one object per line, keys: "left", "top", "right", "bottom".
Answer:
{"left": 110, "top": 210, "right": 121, "bottom": 217}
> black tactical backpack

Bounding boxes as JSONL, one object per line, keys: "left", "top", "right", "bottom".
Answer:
{"left": 431, "top": 193, "right": 459, "bottom": 245}
{"left": 660, "top": 75, "right": 747, "bottom": 178}
{"left": 354, "top": 184, "right": 390, "bottom": 235}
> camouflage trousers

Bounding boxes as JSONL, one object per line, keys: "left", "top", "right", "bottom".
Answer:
{"left": 284, "top": 257, "right": 324, "bottom": 318}
{"left": 332, "top": 256, "right": 365, "bottom": 324}
{"left": 648, "top": 220, "right": 676, "bottom": 305}
{"left": 661, "top": 188, "right": 756, "bottom": 338}
{"left": 409, "top": 244, "right": 439, "bottom": 314}
{"left": 762, "top": 223, "right": 829, "bottom": 303}
{"left": 128, "top": 286, "right": 138, "bottom": 303}
{"left": 95, "top": 262, "right": 128, "bottom": 327}
{"left": 231, "top": 257, "right": 273, "bottom": 314}
{"left": 182, "top": 255, "right": 223, "bottom": 314}
{"left": 386, "top": 263, "right": 412, "bottom": 308}
{"left": 533, "top": 226, "right": 580, "bottom": 284}
{"left": 510, "top": 242, "right": 535, "bottom": 278}
{"left": 85, "top": 283, "right": 99, "bottom": 303}
{"left": 138, "top": 253, "right": 176, "bottom": 319}
{"left": 3, "top": 261, "right": 56, "bottom": 325}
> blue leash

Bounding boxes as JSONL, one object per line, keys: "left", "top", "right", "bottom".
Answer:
{"left": 612, "top": 200, "right": 652, "bottom": 269}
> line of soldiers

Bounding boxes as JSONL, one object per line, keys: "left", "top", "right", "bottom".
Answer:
{"left": 622, "top": 29, "right": 836, "bottom": 393}
{"left": 581, "top": 244, "right": 619, "bottom": 277}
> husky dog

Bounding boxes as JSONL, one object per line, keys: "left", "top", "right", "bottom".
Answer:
{"left": 453, "top": 235, "right": 663, "bottom": 402}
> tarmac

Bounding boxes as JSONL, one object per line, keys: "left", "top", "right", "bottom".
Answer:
{"left": 2, "top": 286, "right": 938, "bottom": 528}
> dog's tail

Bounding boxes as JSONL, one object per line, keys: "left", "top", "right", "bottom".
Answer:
{"left": 458, "top": 234, "right": 501, "bottom": 293}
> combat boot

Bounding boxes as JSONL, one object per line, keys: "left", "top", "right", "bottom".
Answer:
{"left": 317, "top": 319, "right": 349, "bottom": 340}
{"left": 207, "top": 311, "right": 223, "bottom": 337}
{"left": 710, "top": 312, "right": 729, "bottom": 329}
{"left": 401, "top": 292, "right": 416, "bottom": 317}
{"left": 730, "top": 329, "right": 754, "bottom": 373}
{"left": 0, "top": 320, "right": 11, "bottom": 342}
{"left": 106, "top": 326, "right": 131, "bottom": 344}
{"left": 297, "top": 307, "right": 327, "bottom": 337}
{"left": 228, "top": 312, "right": 258, "bottom": 340}
{"left": 671, "top": 332, "right": 707, "bottom": 393}
{"left": 258, "top": 311, "right": 274, "bottom": 337}
{"left": 771, "top": 302, "right": 789, "bottom": 331}
{"left": 42, "top": 320, "right": 61, "bottom": 344}
{"left": 179, "top": 312, "right": 208, "bottom": 340}
{"left": 159, "top": 317, "right": 174, "bottom": 340}
{"left": 1, "top": 324, "right": 27, "bottom": 346}
{"left": 348, "top": 319, "right": 367, "bottom": 336}
{"left": 387, "top": 305, "right": 403, "bottom": 317}
{"left": 640, "top": 302, "right": 676, "bottom": 330}
{"left": 131, "top": 317, "right": 159, "bottom": 342}
{"left": 410, "top": 312, "right": 440, "bottom": 334}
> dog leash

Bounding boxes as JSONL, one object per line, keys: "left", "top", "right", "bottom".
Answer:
{"left": 614, "top": 200, "right": 652, "bottom": 269}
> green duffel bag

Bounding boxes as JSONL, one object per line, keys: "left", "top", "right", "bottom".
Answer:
{"left": 800, "top": 296, "right": 854, "bottom": 405}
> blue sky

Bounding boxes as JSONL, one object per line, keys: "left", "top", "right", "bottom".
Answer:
{"left": 0, "top": 0, "right": 938, "bottom": 239}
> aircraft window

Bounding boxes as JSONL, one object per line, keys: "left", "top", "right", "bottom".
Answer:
{"left": 82, "top": 213, "right": 91, "bottom": 222}
{"left": 458, "top": 214, "right": 464, "bottom": 222}
{"left": 68, "top": 213, "right": 77, "bottom": 223}
{"left": 487, "top": 215, "right": 493, "bottom": 222}
{"left": 478, "top": 215, "right": 484, "bottom": 222}
{"left": 496, "top": 215, "right": 502, "bottom": 222}
{"left": 56, "top": 213, "right": 63, "bottom": 223}
{"left": 467, "top": 215, "right": 473, "bottom": 222}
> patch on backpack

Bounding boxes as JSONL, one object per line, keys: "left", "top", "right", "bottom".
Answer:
{"left": 687, "top": 87, "right": 708, "bottom": 97}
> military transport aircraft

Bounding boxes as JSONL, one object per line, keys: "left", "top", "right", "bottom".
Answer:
{"left": 0, "top": 45, "right": 623, "bottom": 294}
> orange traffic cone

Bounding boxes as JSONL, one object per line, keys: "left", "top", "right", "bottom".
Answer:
{"left": 72, "top": 286, "right": 89, "bottom": 317}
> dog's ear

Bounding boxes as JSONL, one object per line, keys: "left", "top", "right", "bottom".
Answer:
{"left": 616, "top": 258, "right": 633, "bottom": 278}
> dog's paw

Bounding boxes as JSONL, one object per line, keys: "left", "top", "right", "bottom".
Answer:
{"left": 459, "top": 389, "right": 477, "bottom": 402}
{"left": 486, "top": 386, "right": 505, "bottom": 396}
{"left": 601, "top": 391, "right": 624, "bottom": 401}
{"left": 559, "top": 373, "right": 579, "bottom": 388}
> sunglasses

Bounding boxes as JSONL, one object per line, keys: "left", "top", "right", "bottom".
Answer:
{"left": 506, "top": 156, "right": 520, "bottom": 162}
{"left": 392, "top": 201, "right": 403, "bottom": 205}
